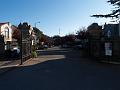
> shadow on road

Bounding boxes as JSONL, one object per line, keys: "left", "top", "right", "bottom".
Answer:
{"left": 0, "top": 48, "right": 120, "bottom": 90}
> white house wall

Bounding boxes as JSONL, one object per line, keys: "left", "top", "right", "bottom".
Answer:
{"left": 0, "top": 23, "right": 12, "bottom": 42}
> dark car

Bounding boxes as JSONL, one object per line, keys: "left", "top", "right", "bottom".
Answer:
{"left": 73, "top": 44, "right": 83, "bottom": 50}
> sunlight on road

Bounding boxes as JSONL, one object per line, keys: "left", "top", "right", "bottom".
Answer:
{"left": 22, "top": 55, "right": 66, "bottom": 67}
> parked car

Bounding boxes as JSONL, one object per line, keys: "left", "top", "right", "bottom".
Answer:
{"left": 73, "top": 44, "right": 83, "bottom": 50}
{"left": 11, "top": 47, "right": 20, "bottom": 58}
{"left": 44, "top": 45, "right": 48, "bottom": 49}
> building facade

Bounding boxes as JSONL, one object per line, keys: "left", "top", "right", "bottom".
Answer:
{"left": 0, "top": 22, "right": 12, "bottom": 50}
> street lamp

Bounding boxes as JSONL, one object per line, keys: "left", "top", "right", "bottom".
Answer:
{"left": 20, "top": 29, "right": 23, "bottom": 65}
{"left": 35, "top": 22, "right": 40, "bottom": 28}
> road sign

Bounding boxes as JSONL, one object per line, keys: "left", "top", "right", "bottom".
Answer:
{"left": 105, "top": 43, "right": 112, "bottom": 56}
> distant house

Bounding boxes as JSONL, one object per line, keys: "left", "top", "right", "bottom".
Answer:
{"left": 0, "top": 22, "right": 12, "bottom": 50}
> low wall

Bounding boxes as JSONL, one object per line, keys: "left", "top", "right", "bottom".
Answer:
{"left": 88, "top": 38, "right": 120, "bottom": 62}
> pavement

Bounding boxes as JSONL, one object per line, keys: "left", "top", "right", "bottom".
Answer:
{"left": 0, "top": 47, "right": 120, "bottom": 90}
{"left": 0, "top": 60, "right": 20, "bottom": 67}
{"left": 0, "top": 59, "right": 20, "bottom": 75}
{"left": 0, "top": 47, "right": 65, "bottom": 75}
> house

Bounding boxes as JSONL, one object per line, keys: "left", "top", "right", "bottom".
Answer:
{"left": 103, "top": 23, "right": 120, "bottom": 58}
{"left": 103, "top": 23, "right": 119, "bottom": 38}
{"left": 87, "top": 23, "right": 102, "bottom": 39}
{"left": 87, "top": 23, "right": 120, "bottom": 61}
{"left": 0, "top": 22, "right": 12, "bottom": 50}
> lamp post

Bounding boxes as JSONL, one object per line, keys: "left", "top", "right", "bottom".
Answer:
{"left": 20, "top": 29, "right": 23, "bottom": 65}
{"left": 17, "top": 23, "right": 23, "bottom": 65}
{"left": 18, "top": 23, "right": 23, "bottom": 65}
{"left": 35, "top": 22, "right": 40, "bottom": 28}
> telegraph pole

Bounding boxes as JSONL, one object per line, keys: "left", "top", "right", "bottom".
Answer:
{"left": 59, "top": 28, "right": 60, "bottom": 36}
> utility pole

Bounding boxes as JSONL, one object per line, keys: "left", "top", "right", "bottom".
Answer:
{"left": 59, "top": 28, "right": 60, "bottom": 36}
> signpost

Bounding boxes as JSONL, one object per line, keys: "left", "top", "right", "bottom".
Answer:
{"left": 105, "top": 43, "right": 112, "bottom": 56}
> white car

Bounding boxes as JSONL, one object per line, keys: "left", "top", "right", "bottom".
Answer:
{"left": 12, "top": 47, "right": 20, "bottom": 54}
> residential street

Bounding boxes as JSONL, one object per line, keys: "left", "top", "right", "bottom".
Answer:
{"left": 0, "top": 47, "right": 120, "bottom": 90}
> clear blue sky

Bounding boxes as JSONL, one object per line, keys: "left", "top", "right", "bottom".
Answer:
{"left": 0, "top": 0, "right": 112, "bottom": 36}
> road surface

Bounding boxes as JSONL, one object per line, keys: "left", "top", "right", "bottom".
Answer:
{"left": 0, "top": 47, "right": 120, "bottom": 90}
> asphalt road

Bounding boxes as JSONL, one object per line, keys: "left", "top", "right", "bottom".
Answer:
{"left": 0, "top": 47, "right": 120, "bottom": 90}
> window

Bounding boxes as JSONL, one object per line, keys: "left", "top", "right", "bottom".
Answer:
{"left": 4, "top": 27, "right": 9, "bottom": 39}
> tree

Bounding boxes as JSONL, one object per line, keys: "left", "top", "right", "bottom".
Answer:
{"left": 11, "top": 25, "right": 20, "bottom": 40}
{"left": 39, "top": 35, "right": 46, "bottom": 42}
{"left": 65, "top": 34, "right": 76, "bottom": 42}
{"left": 18, "top": 22, "right": 31, "bottom": 40}
{"left": 33, "top": 27, "right": 43, "bottom": 40}
{"left": 92, "top": 0, "right": 120, "bottom": 21}
{"left": 76, "top": 27, "right": 87, "bottom": 39}
{"left": 53, "top": 35, "right": 61, "bottom": 46}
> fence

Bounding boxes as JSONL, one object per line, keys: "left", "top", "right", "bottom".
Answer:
{"left": 21, "top": 39, "right": 32, "bottom": 62}
{"left": 88, "top": 37, "right": 120, "bottom": 62}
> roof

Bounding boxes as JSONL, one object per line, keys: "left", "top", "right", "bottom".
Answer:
{"left": 0, "top": 22, "right": 9, "bottom": 26}
{"left": 11, "top": 25, "right": 18, "bottom": 30}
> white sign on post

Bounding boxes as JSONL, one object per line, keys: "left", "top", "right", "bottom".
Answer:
{"left": 105, "top": 43, "right": 112, "bottom": 56}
